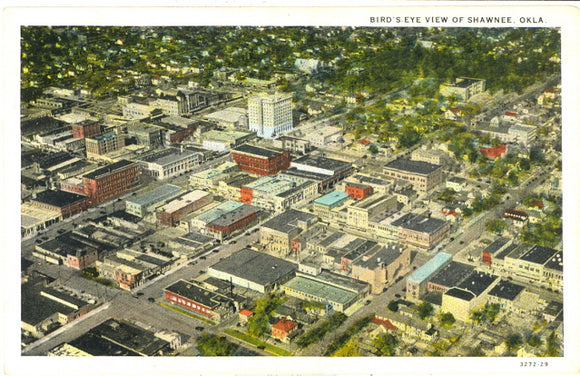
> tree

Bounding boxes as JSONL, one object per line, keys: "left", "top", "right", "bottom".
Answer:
{"left": 526, "top": 334, "right": 543, "bottom": 348}
{"left": 368, "top": 144, "right": 379, "bottom": 155}
{"left": 545, "top": 331, "right": 560, "bottom": 356}
{"left": 470, "top": 310, "right": 485, "bottom": 324}
{"left": 485, "top": 219, "right": 507, "bottom": 235}
{"left": 398, "top": 126, "right": 422, "bottom": 149}
{"left": 196, "top": 334, "right": 238, "bottom": 356}
{"left": 439, "top": 312, "right": 456, "bottom": 328}
{"left": 484, "top": 303, "right": 502, "bottom": 323}
{"left": 387, "top": 300, "right": 399, "bottom": 313}
{"left": 373, "top": 333, "right": 398, "bottom": 356}
{"left": 415, "top": 302, "right": 434, "bottom": 320}
{"left": 505, "top": 333, "right": 524, "bottom": 353}
{"left": 333, "top": 339, "right": 362, "bottom": 357}
{"left": 519, "top": 158, "right": 531, "bottom": 171}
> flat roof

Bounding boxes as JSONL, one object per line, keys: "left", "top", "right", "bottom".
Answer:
{"left": 21, "top": 284, "right": 75, "bottom": 326}
{"left": 482, "top": 237, "right": 511, "bottom": 256}
{"left": 453, "top": 78, "right": 485, "bottom": 88}
{"left": 456, "top": 271, "right": 498, "bottom": 297}
{"left": 127, "top": 184, "right": 183, "bottom": 207}
{"left": 544, "top": 251, "right": 563, "bottom": 272}
{"left": 140, "top": 148, "right": 201, "bottom": 166}
{"left": 385, "top": 159, "right": 441, "bottom": 175}
{"left": 292, "top": 155, "right": 351, "bottom": 173}
{"left": 68, "top": 333, "right": 141, "bottom": 356}
{"left": 261, "top": 209, "right": 317, "bottom": 234}
{"left": 445, "top": 287, "right": 476, "bottom": 301}
{"left": 232, "top": 144, "right": 283, "bottom": 158}
{"left": 284, "top": 275, "right": 358, "bottom": 306}
{"left": 351, "top": 174, "right": 389, "bottom": 186}
{"left": 203, "top": 130, "right": 252, "bottom": 142}
{"left": 391, "top": 213, "right": 448, "bottom": 234}
{"left": 89, "top": 130, "right": 117, "bottom": 142}
{"left": 209, "top": 248, "right": 297, "bottom": 287}
{"left": 428, "top": 261, "right": 475, "bottom": 288}
{"left": 353, "top": 245, "right": 405, "bottom": 269}
{"left": 488, "top": 279, "right": 525, "bottom": 301}
{"left": 157, "top": 190, "right": 209, "bottom": 214}
{"left": 196, "top": 201, "right": 243, "bottom": 224}
{"left": 208, "top": 205, "right": 257, "bottom": 228}
{"left": 408, "top": 253, "right": 452, "bottom": 284}
{"left": 281, "top": 168, "right": 329, "bottom": 182}
{"left": 165, "top": 280, "right": 234, "bottom": 309}
{"left": 519, "top": 245, "right": 559, "bottom": 265}
{"left": 314, "top": 190, "right": 349, "bottom": 207}
{"left": 318, "top": 231, "right": 345, "bottom": 248}
{"left": 84, "top": 160, "right": 135, "bottom": 180}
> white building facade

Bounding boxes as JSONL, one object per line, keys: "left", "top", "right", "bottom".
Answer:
{"left": 248, "top": 93, "right": 293, "bottom": 139}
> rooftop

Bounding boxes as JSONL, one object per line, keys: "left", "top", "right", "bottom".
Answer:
{"left": 292, "top": 155, "right": 351, "bottom": 174}
{"left": 353, "top": 245, "right": 406, "bottom": 269}
{"left": 232, "top": 144, "right": 284, "bottom": 158}
{"left": 488, "top": 279, "right": 525, "bottom": 301}
{"left": 408, "top": 253, "right": 452, "bottom": 284}
{"left": 284, "top": 275, "right": 358, "bottom": 306}
{"left": 246, "top": 175, "right": 306, "bottom": 196}
{"left": 544, "top": 251, "right": 563, "bottom": 272}
{"left": 444, "top": 287, "right": 476, "bottom": 301}
{"left": 209, "top": 248, "right": 297, "bottom": 287}
{"left": 391, "top": 213, "right": 448, "bottom": 234}
{"left": 456, "top": 271, "right": 498, "bottom": 297}
{"left": 126, "top": 184, "right": 183, "bottom": 207}
{"left": 165, "top": 280, "right": 235, "bottom": 309}
{"left": 385, "top": 159, "right": 441, "bottom": 175}
{"left": 207, "top": 204, "right": 257, "bottom": 228}
{"left": 519, "top": 245, "right": 560, "bottom": 266}
{"left": 89, "top": 130, "right": 118, "bottom": 142}
{"left": 261, "top": 209, "right": 317, "bottom": 234}
{"left": 32, "top": 190, "right": 87, "bottom": 208}
{"left": 428, "top": 261, "right": 475, "bottom": 288}
{"left": 314, "top": 190, "right": 349, "bottom": 207}
{"left": 21, "top": 284, "right": 76, "bottom": 326}
{"left": 83, "top": 160, "right": 136, "bottom": 180}
{"left": 196, "top": 201, "right": 244, "bottom": 224}
{"left": 482, "top": 237, "right": 512, "bottom": 256}
{"left": 157, "top": 190, "right": 210, "bottom": 214}
{"left": 140, "top": 148, "right": 201, "bottom": 166}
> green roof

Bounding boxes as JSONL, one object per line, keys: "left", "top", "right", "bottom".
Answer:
{"left": 283, "top": 276, "right": 357, "bottom": 306}
{"left": 314, "top": 190, "right": 349, "bottom": 207}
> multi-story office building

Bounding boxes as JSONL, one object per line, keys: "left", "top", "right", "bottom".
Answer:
{"left": 82, "top": 160, "right": 141, "bottom": 206}
{"left": 231, "top": 144, "right": 290, "bottom": 176}
{"left": 71, "top": 120, "right": 100, "bottom": 139}
{"left": 248, "top": 93, "right": 293, "bottom": 139}
{"left": 85, "top": 131, "right": 125, "bottom": 159}
{"left": 138, "top": 148, "right": 204, "bottom": 180}
{"left": 384, "top": 159, "right": 444, "bottom": 193}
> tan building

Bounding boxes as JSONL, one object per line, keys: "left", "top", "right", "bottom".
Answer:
{"left": 440, "top": 77, "right": 486, "bottom": 101}
{"left": 85, "top": 131, "right": 125, "bottom": 159}
{"left": 384, "top": 159, "right": 444, "bottom": 193}
{"left": 351, "top": 244, "right": 411, "bottom": 294}
{"left": 390, "top": 213, "right": 450, "bottom": 250}
{"left": 441, "top": 272, "right": 499, "bottom": 321}
{"left": 259, "top": 209, "right": 318, "bottom": 257}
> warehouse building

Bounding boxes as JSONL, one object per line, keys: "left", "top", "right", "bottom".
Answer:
{"left": 208, "top": 248, "right": 297, "bottom": 293}
{"left": 125, "top": 184, "right": 184, "bottom": 218}
{"left": 83, "top": 160, "right": 142, "bottom": 206}
{"left": 156, "top": 190, "right": 211, "bottom": 226}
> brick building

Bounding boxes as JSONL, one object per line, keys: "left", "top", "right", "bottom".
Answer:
{"left": 64, "top": 249, "right": 98, "bottom": 270}
{"left": 30, "top": 190, "right": 89, "bottom": 219}
{"left": 390, "top": 213, "right": 450, "bottom": 250}
{"left": 71, "top": 120, "right": 100, "bottom": 139}
{"left": 156, "top": 190, "right": 211, "bottom": 226}
{"left": 345, "top": 183, "right": 373, "bottom": 200}
{"left": 231, "top": 144, "right": 290, "bottom": 176}
{"left": 164, "top": 280, "right": 238, "bottom": 322}
{"left": 83, "top": 160, "right": 141, "bottom": 206}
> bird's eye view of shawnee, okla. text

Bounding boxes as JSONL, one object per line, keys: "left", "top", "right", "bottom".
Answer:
{"left": 19, "top": 25, "right": 565, "bottom": 360}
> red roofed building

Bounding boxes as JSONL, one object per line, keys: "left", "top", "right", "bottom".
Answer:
{"left": 239, "top": 309, "right": 253, "bottom": 325}
{"left": 505, "top": 111, "right": 518, "bottom": 117}
{"left": 372, "top": 316, "right": 398, "bottom": 331}
{"left": 529, "top": 200, "right": 544, "bottom": 209}
{"left": 479, "top": 144, "right": 507, "bottom": 159}
{"left": 271, "top": 318, "right": 298, "bottom": 342}
{"left": 359, "top": 139, "right": 371, "bottom": 145}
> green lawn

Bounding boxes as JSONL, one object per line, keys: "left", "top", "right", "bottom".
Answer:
{"left": 160, "top": 302, "right": 215, "bottom": 325}
{"left": 224, "top": 329, "right": 292, "bottom": 356}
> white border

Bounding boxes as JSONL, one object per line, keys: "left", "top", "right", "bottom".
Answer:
{"left": 2, "top": 3, "right": 579, "bottom": 376}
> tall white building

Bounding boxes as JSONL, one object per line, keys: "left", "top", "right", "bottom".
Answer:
{"left": 248, "top": 93, "right": 293, "bottom": 139}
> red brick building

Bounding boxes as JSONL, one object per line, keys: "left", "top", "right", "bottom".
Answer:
{"left": 164, "top": 280, "right": 236, "bottom": 322}
{"left": 271, "top": 318, "right": 298, "bottom": 341}
{"left": 71, "top": 120, "right": 101, "bottom": 139}
{"left": 232, "top": 144, "right": 290, "bottom": 176}
{"left": 30, "top": 190, "right": 89, "bottom": 219}
{"left": 157, "top": 190, "right": 211, "bottom": 226}
{"left": 345, "top": 183, "right": 373, "bottom": 199}
{"left": 83, "top": 160, "right": 141, "bottom": 206}
{"left": 64, "top": 249, "right": 98, "bottom": 270}
{"left": 206, "top": 205, "right": 258, "bottom": 239}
